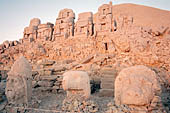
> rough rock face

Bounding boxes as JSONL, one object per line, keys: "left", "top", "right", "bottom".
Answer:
{"left": 114, "top": 65, "right": 163, "bottom": 112}
{"left": 5, "top": 56, "right": 32, "bottom": 106}
{"left": 62, "top": 71, "right": 90, "bottom": 99}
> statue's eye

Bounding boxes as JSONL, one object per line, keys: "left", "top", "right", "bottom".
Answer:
{"left": 11, "top": 79, "right": 14, "bottom": 83}
{"left": 14, "top": 79, "right": 18, "bottom": 83}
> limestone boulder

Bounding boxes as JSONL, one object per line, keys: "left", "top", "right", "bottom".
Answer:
{"left": 115, "top": 65, "right": 161, "bottom": 107}
{"left": 62, "top": 71, "right": 90, "bottom": 99}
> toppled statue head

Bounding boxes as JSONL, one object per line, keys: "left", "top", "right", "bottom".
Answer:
{"left": 115, "top": 65, "right": 161, "bottom": 112}
{"left": 62, "top": 71, "right": 91, "bottom": 99}
{"left": 5, "top": 56, "right": 32, "bottom": 106}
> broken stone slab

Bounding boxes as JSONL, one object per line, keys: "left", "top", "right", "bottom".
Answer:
{"left": 37, "top": 59, "right": 55, "bottom": 66}
{"left": 52, "top": 71, "right": 65, "bottom": 75}
{"left": 37, "top": 81, "right": 54, "bottom": 87}
{"left": 101, "top": 77, "right": 115, "bottom": 83}
{"left": 80, "top": 55, "right": 94, "bottom": 64}
{"left": 99, "top": 89, "right": 114, "bottom": 97}
{"left": 100, "top": 69, "right": 117, "bottom": 77}
{"left": 39, "top": 75, "right": 59, "bottom": 81}
{"left": 36, "top": 87, "right": 53, "bottom": 91}
{"left": 52, "top": 66, "right": 67, "bottom": 72}
{"left": 101, "top": 83, "right": 114, "bottom": 89}
{"left": 37, "top": 69, "right": 52, "bottom": 76}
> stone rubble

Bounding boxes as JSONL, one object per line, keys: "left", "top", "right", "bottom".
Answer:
{"left": 62, "top": 94, "right": 99, "bottom": 113}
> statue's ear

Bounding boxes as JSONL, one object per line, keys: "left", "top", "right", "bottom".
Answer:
{"left": 7, "top": 71, "right": 13, "bottom": 77}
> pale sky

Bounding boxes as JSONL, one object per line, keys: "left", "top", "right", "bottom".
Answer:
{"left": 0, "top": 0, "right": 170, "bottom": 44}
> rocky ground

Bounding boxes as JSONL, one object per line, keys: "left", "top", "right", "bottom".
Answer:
{"left": 0, "top": 88, "right": 114, "bottom": 113}
{"left": 0, "top": 84, "right": 170, "bottom": 113}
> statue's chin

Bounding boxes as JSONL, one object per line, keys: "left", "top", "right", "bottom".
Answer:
{"left": 6, "top": 90, "right": 16, "bottom": 103}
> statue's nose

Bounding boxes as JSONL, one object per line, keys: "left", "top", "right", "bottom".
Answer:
{"left": 128, "top": 86, "right": 142, "bottom": 95}
{"left": 121, "top": 87, "right": 142, "bottom": 102}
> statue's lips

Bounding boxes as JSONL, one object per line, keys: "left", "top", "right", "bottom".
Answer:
{"left": 6, "top": 89, "right": 15, "bottom": 98}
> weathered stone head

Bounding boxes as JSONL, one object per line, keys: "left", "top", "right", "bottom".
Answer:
{"left": 74, "top": 12, "right": 93, "bottom": 36}
{"left": 62, "top": 71, "right": 90, "bottom": 99}
{"left": 98, "top": 3, "right": 112, "bottom": 16}
{"left": 29, "top": 18, "right": 41, "bottom": 27}
{"left": 115, "top": 65, "right": 161, "bottom": 111}
{"left": 58, "top": 8, "right": 75, "bottom": 19}
{"left": 5, "top": 56, "right": 32, "bottom": 105}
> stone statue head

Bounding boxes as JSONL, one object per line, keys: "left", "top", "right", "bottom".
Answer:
{"left": 62, "top": 71, "right": 90, "bottom": 99}
{"left": 98, "top": 4, "right": 112, "bottom": 16}
{"left": 5, "top": 56, "right": 32, "bottom": 106}
{"left": 115, "top": 65, "right": 161, "bottom": 109}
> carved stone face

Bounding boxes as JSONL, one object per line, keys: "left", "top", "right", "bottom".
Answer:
{"left": 115, "top": 65, "right": 161, "bottom": 106}
{"left": 62, "top": 71, "right": 91, "bottom": 99}
{"left": 5, "top": 75, "right": 25, "bottom": 104}
{"left": 119, "top": 75, "right": 154, "bottom": 105}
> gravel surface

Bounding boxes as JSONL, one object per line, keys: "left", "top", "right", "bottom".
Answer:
{"left": 32, "top": 89, "right": 113, "bottom": 112}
